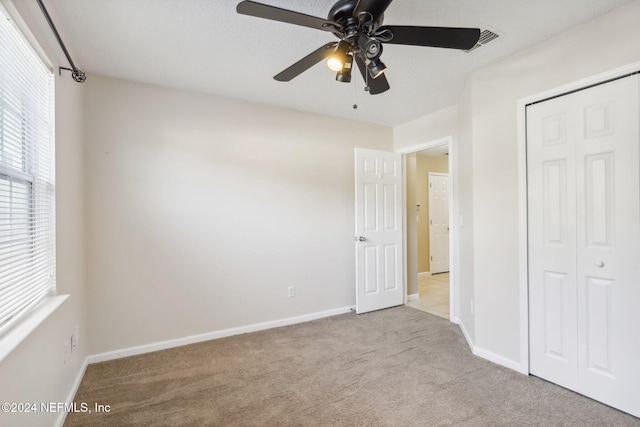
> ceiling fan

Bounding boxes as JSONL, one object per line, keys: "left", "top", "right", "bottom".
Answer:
{"left": 236, "top": 0, "right": 481, "bottom": 95}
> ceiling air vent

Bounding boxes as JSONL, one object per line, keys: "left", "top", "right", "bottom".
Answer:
{"left": 465, "top": 29, "right": 501, "bottom": 53}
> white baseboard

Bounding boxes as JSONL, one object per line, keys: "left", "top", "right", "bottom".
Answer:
{"left": 418, "top": 272, "right": 431, "bottom": 277}
{"left": 87, "top": 306, "right": 355, "bottom": 364}
{"left": 472, "top": 346, "right": 526, "bottom": 374}
{"left": 54, "top": 356, "right": 89, "bottom": 427}
{"left": 452, "top": 316, "right": 475, "bottom": 350}
{"left": 407, "top": 293, "right": 419, "bottom": 301}
{"left": 450, "top": 317, "right": 526, "bottom": 374}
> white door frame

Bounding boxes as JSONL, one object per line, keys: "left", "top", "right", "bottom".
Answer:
{"left": 396, "top": 136, "right": 457, "bottom": 321}
{"left": 516, "top": 61, "right": 640, "bottom": 375}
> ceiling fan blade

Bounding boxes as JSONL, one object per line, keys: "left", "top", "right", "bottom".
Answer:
{"left": 354, "top": 55, "right": 390, "bottom": 95}
{"left": 353, "top": 0, "right": 394, "bottom": 22}
{"left": 379, "top": 26, "right": 480, "bottom": 50}
{"left": 274, "top": 42, "right": 338, "bottom": 82}
{"left": 237, "top": 1, "right": 341, "bottom": 32}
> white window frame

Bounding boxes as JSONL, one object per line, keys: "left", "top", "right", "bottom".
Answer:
{"left": 0, "top": 0, "right": 67, "bottom": 363}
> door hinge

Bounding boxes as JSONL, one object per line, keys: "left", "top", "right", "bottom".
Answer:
{"left": 431, "top": 256, "right": 433, "bottom": 261}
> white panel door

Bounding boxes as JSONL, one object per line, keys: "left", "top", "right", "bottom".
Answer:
{"left": 528, "top": 75, "right": 640, "bottom": 417}
{"left": 574, "top": 75, "right": 640, "bottom": 417}
{"left": 528, "top": 93, "right": 579, "bottom": 391}
{"left": 428, "top": 173, "right": 450, "bottom": 274}
{"left": 355, "top": 148, "right": 403, "bottom": 314}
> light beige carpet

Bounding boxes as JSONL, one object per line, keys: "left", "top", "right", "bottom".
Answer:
{"left": 64, "top": 306, "right": 639, "bottom": 426}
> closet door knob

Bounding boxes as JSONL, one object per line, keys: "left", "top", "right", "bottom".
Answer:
{"left": 595, "top": 261, "right": 605, "bottom": 268}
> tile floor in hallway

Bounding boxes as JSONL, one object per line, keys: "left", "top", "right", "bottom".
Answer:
{"left": 407, "top": 272, "right": 450, "bottom": 319}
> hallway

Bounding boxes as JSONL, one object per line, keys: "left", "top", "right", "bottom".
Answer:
{"left": 406, "top": 273, "right": 450, "bottom": 319}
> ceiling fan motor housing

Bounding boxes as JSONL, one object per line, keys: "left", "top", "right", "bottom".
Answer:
{"left": 328, "top": 0, "right": 384, "bottom": 39}
{"left": 328, "top": 0, "right": 387, "bottom": 69}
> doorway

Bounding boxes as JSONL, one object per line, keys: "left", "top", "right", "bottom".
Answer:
{"left": 408, "top": 272, "right": 450, "bottom": 319}
{"left": 399, "top": 138, "right": 454, "bottom": 320}
{"left": 428, "top": 172, "right": 450, "bottom": 275}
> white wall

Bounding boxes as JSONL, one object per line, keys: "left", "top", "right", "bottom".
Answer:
{"left": 393, "top": 0, "right": 640, "bottom": 364}
{"left": 454, "top": 81, "right": 475, "bottom": 342}
{"left": 394, "top": 106, "right": 457, "bottom": 152}
{"left": 0, "top": 2, "right": 87, "bottom": 427}
{"left": 467, "top": 0, "right": 640, "bottom": 365}
{"left": 84, "top": 75, "right": 393, "bottom": 355}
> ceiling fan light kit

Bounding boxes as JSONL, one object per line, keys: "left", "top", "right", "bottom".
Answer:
{"left": 236, "top": 0, "right": 481, "bottom": 95}
{"left": 335, "top": 54, "right": 354, "bottom": 83}
{"left": 367, "top": 57, "right": 386, "bottom": 79}
{"left": 327, "top": 40, "right": 351, "bottom": 71}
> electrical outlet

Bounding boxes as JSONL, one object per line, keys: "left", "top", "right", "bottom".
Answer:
{"left": 64, "top": 339, "right": 71, "bottom": 364}
{"left": 71, "top": 325, "right": 79, "bottom": 351}
{"left": 288, "top": 286, "right": 295, "bottom": 298}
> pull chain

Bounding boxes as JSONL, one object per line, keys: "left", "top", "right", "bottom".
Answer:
{"left": 353, "top": 64, "right": 358, "bottom": 109}
{"left": 364, "top": 60, "right": 370, "bottom": 93}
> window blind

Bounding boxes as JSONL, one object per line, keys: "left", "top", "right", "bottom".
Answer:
{"left": 0, "top": 4, "right": 55, "bottom": 337}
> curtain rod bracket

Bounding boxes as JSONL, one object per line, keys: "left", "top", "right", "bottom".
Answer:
{"left": 37, "top": 0, "right": 86, "bottom": 83}
{"left": 59, "top": 67, "right": 87, "bottom": 83}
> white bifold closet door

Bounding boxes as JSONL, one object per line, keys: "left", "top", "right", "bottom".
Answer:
{"left": 527, "top": 74, "right": 640, "bottom": 418}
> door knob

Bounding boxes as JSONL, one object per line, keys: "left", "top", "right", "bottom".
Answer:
{"left": 358, "top": 236, "right": 367, "bottom": 242}
{"left": 595, "top": 261, "right": 605, "bottom": 268}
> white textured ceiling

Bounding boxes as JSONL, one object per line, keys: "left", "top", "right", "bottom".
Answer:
{"left": 51, "top": 0, "right": 631, "bottom": 126}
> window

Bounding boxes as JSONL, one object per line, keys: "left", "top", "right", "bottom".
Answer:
{"left": 0, "top": 4, "right": 55, "bottom": 337}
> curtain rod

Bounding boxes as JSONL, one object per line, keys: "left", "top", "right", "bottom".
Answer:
{"left": 36, "top": 0, "right": 86, "bottom": 82}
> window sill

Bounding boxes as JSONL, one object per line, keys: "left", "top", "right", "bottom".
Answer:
{"left": 0, "top": 295, "right": 69, "bottom": 363}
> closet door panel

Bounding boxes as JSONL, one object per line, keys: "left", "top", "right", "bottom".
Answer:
{"left": 527, "top": 96, "right": 579, "bottom": 391}
{"left": 574, "top": 75, "right": 640, "bottom": 418}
